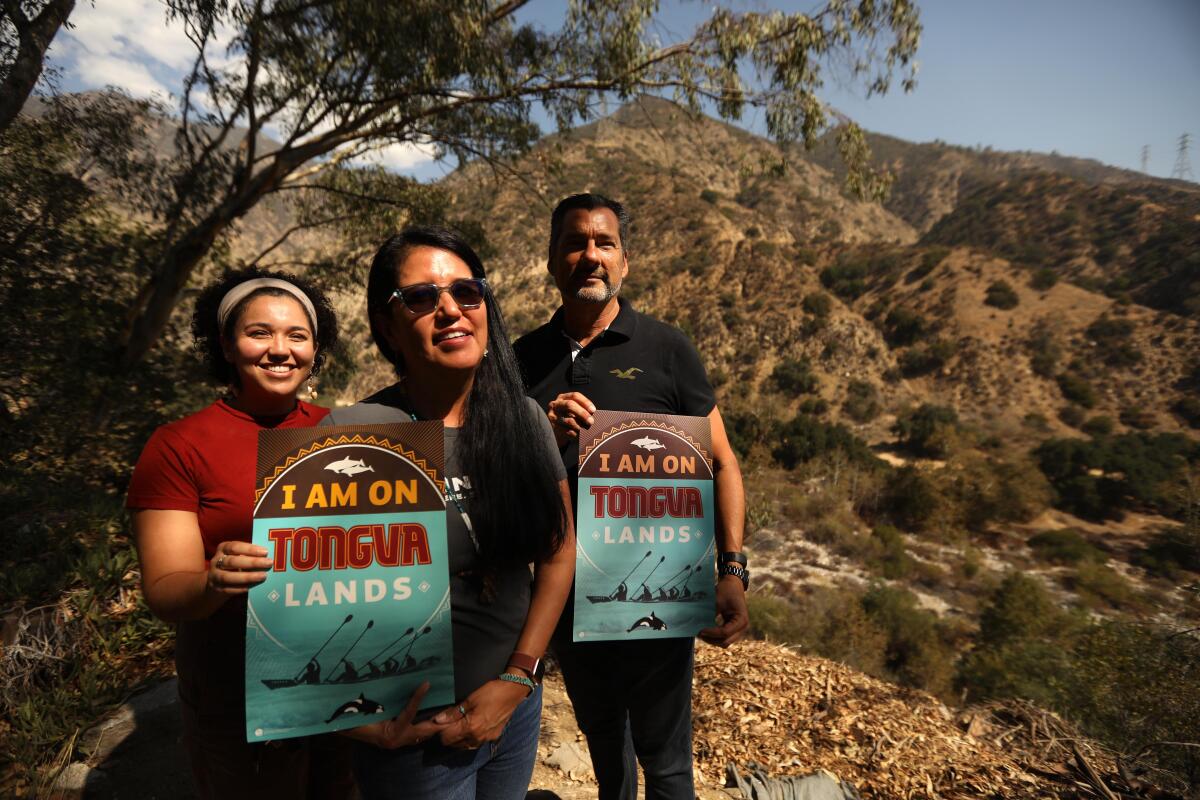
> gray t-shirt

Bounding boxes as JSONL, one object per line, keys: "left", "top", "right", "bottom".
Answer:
{"left": 321, "top": 385, "right": 565, "bottom": 701}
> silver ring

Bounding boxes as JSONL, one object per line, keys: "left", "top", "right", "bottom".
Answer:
{"left": 215, "top": 554, "right": 226, "bottom": 570}
{"left": 456, "top": 704, "right": 468, "bottom": 718}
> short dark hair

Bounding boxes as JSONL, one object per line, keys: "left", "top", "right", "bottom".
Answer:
{"left": 365, "top": 226, "right": 567, "bottom": 565}
{"left": 547, "top": 193, "right": 631, "bottom": 262}
{"left": 191, "top": 267, "right": 339, "bottom": 386}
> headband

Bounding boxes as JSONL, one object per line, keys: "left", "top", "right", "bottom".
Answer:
{"left": 217, "top": 278, "right": 319, "bottom": 337}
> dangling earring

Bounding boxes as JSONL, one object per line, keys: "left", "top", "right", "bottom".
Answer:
{"left": 483, "top": 348, "right": 489, "bottom": 358}
{"left": 307, "top": 377, "right": 318, "bottom": 401}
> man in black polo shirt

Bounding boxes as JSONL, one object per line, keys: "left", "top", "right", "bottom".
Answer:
{"left": 514, "top": 193, "right": 749, "bottom": 800}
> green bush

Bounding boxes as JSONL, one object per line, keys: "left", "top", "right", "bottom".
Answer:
{"left": 798, "top": 397, "right": 828, "bottom": 415}
{"left": 842, "top": 379, "right": 881, "bottom": 423}
{"left": 1086, "top": 316, "right": 1141, "bottom": 368}
{"left": 1029, "top": 267, "right": 1059, "bottom": 290}
{"left": 893, "top": 404, "right": 960, "bottom": 458}
{"left": 771, "top": 414, "right": 879, "bottom": 470}
{"left": 1067, "top": 562, "right": 1141, "bottom": 611}
{"left": 1034, "top": 433, "right": 1199, "bottom": 521}
{"left": 868, "top": 525, "right": 914, "bottom": 579}
{"left": 984, "top": 280, "right": 1019, "bottom": 310}
{"left": 1173, "top": 396, "right": 1200, "bottom": 429}
{"left": 1080, "top": 415, "right": 1114, "bottom": 436}
{"left": 769, "top": 357, "right": 818, "bottom": 395}
{"left": 861, "top": 584, "right": 956, "bottom": 698}
{"left": 1056, "top": 372, "right": 1097, "bottom": 408}
{"left": 802, "top": 291, "right": 833, "bottom": 318}
{"left": 1026, "top": 323, "right": 1061, "bottom": 378}
{"left": 1027, "top": 529, "right": 1104, "bottom": 565}
{"left": 1058, "top": 405, "right": 1085, "bottom": 428}
{"left": 1118, "top": 406, "right": 1156, "bottom": 430}
{"left": 747, "top": 589, "right": 888, "bottom": 677}
{"left": 699, "top": 188, "right": 720, "bottom": 204}
{"left": 1134, "top": 525, "right": 1200, "bottom": 578}
{"left": 881, "top": 306, "right": 928, "bottom": 347}
{"left": 898, "top": 338, "right": 957, "bottom": 378}
{"left": 881, "top": 466, "right": 942, "bottom": 532}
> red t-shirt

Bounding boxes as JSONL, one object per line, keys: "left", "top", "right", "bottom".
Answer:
{"left": 126, "top": 399, "right": 328, "bottom": 719}
{"left": 127, "top": 398, "right": 329, "bottom": 556}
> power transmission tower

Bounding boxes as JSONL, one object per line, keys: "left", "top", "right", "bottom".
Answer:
{"left": 1171, "top": 133, "right": 1194, "bottom": 181}
{"left": 1140, "top": 144, "right": 1150, "bottom": 174}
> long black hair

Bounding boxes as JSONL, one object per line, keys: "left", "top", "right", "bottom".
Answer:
{"left": 367, "top": 226, "right": 567, "bottom": 565}
{"left": 192, "top": 266, "right": 340, "bottom": 386}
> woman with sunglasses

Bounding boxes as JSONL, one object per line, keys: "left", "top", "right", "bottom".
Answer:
{"left": 126, "top": 268, "right": 354, "bottom": 799}
{"left": 325, "top": 226, "right": 575, "bottom": 800}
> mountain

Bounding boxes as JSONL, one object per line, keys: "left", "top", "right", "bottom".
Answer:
{"left": 435, "top": 96, "right": 1199, "bottom": 442}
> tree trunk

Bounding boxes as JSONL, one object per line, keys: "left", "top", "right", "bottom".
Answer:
{"left": 0, "top": 0, "right": 76, "bottom": 133}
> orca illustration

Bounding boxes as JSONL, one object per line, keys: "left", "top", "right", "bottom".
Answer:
{"left": 326, "top": 694, "right": 385, "bottom": 724}
{"left": 630, "top": 436, "right": 665, "bottom": 451}
{"left": 324, "top": 457, "right": 375, "bottom": 476}
{"left": 627, "top": 611, "right": 669, "bottom": 632}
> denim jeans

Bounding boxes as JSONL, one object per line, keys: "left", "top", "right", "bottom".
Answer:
{"left": 553, "top": 637, "right": 695, "bottom": 800}
{"left": 352, "top": 684, "right": 542, "bottom": 800}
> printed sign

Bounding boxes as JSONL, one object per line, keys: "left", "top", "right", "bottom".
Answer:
{"left": 573, "top": 410, "right": 716, "bottom": 642}
{"left": 245, "top": 424, "right": 454, "bottom": 741}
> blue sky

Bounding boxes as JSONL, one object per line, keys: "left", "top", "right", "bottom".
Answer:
{"left": 48, "top": 0, "right": 1200, "bottom": 181}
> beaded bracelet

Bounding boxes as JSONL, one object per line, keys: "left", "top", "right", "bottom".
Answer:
{"left": 499, "top": 672, "right": 536, "bottom": 695}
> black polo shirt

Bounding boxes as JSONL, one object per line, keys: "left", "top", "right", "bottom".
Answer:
{"left": 513, "top": 298, "right": 717, "bottom": 488}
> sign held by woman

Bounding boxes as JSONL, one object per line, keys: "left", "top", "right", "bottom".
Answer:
{"left": 245, "top": 423, "right": 454, "bottom": 741}
{"left": 573, "top": 410, "right": 715, "bottom": 642}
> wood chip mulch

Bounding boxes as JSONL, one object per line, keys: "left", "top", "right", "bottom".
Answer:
{"left": 691, "top": 641, "right": 1175, "bottom": 799}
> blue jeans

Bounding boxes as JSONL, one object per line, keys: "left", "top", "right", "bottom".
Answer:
{"left": 553, "top": 637, "right": 695, "bottom": 800}
{"left": 352, "top": 685, "right": 542, "bottom": 800}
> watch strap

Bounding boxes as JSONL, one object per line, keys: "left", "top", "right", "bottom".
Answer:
{"left": 719, "top": 562, "right": 750, "bottom": 590}
{"left": 718, "top": 551, "right": 748, "bottom": 567}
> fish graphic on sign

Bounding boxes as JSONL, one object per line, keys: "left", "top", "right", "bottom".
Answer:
{"left": 631, "top": 437, "right": 665, "bottom": 451}
{"left": 324, "top": 457, "right": 374, "bottom": 476}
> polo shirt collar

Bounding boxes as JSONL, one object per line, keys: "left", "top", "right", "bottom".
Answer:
{"left": 552, "top": 297, "right": 637, "bottom": 347}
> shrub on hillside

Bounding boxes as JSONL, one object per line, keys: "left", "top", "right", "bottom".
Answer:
{"left": 802, "top": 291, "right": 833, "bottom": 318}
{"left": 1118, "top": 406, "right": 1156, "bottom": 430}
{"left": 984, "top": 280, "right": 1019, "bottom": 310}
{"left": 771, "top": 414, "right": 878, "bottom": 470}
{"left": 861, "top": 584, "right": 956, "bottom": 698}
{"left": 769, "top": 357, "right": 818, "bottom": 395}
{"left": 868, "top": 525, "right": 914, "bottom": 579}
{"left": 1134, "top": 525, "right": 1200, "bottom": 578}
{"left": 1026, "top": 322, "right": 1061, "bottom": 378}
{"left": 952, "top": 455, "right": 1052, "bottom": 529}
{"left": 1029, "top": 267, "right": 1059, "bottom": 290}
{"left": 1027, "top": 529, "right": 1105, "bottom": 565}
{"left": 699, "top": 188, "right": 720, "bottom": 204}
{"left": 798, "top": 397, "right": 828, "bottom": 416}
{"left": 843, "top": 379, "right": 881, "bottom": 423}
{"left": 1058, "top": 405, "right": 1085, "bottom": 428}
{"left": 1081, "top": 415, "right": 1114, "bottom": 436}
{"left": 1086, "top": 315, "right": 1142, "bottom": 368}
{"left": 893, "top": 404, "right": 960, "bottom": 458}
{"left": 905, "top": 246, "right": 949, "bottom": 284}
{"left": 1066, "top": 562, "right": 1142, "bottom": 611}
{"left": 1035, "top": 432, "right": 1199, "bottom": 521}
{"left": 881, "top": 306, "right": 928, "bottom": 347}
{"left": 1173, "top": 396, "right": 1200, "bottom": 429}
{"left": 1056, "top": 372, "right": 1097, "bottom": 408}
{"left": 880, "top": 466, "right": 942, "bottom": 532}
{"left": 747, "top": 589, "right": 888, "bottom": 677}
{"left": 898, "top": 338, "right": 957, "bottom": 377}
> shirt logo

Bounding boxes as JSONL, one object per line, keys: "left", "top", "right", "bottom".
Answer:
{"left": 610, "top": 367, "right": 642, "bottom": 380}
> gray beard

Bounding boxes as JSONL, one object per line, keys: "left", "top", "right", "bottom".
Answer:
{"left": 572, "top": 274, "right": 621, "bottom": 304}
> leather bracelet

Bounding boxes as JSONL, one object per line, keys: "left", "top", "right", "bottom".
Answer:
{"left": 499, "top": 672, "right": 536, "bottom": 696}
{"left": 719, "top": 562, "right": 750, "bottom": 590}
{"left": 718, "top": 551, "right": 748, "bottom": 567}
{"left": 506, "top": 651, "right": 542, "bottom": 683}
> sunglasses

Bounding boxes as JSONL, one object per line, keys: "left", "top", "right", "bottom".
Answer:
{"left": 389, "top": 278, "right": 488, "bottom": 315}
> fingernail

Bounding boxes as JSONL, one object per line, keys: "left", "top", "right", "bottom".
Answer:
{"left": 433, "top": 712, "right": 449, "bottom": 723}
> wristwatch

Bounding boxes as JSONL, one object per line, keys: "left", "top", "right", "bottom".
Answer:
{"left": 718, "top": 552, "right": 750, "bottom": 590}
{"left": 506, "top": 651, "right": 543, "bottom": 684}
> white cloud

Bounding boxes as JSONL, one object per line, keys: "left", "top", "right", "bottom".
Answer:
{"left": 371, "top": 142, "right": 439, "bottom": 171}
{"left": 52, "top": 0, "right": 233, "bottom": 100}
{"left": 74, "top": 51, "right": 170, "bottom": 98}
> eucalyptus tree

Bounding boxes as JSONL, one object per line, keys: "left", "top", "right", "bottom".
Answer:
{"left": 0, "top": 0, "right": 75, "bottom": 132}
{"left": 117, "top": 0, "right": 921, "bottom": 369}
